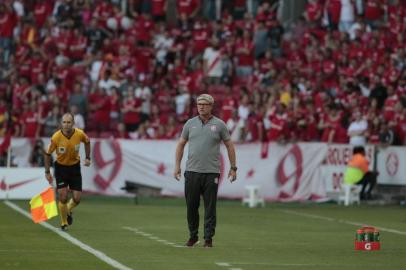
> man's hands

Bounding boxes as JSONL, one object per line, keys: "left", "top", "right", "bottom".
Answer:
{"left": 174, "top": 167, "right": 237, "bottom": 182}
{"left": 228, "top": 169, "right": 237, "bottom": 182}
{"left": 84, "top": 158, "right": 91, "bottom": 167}
{"left": 45, "top": 172, "right": 53, "bottom": 185}
{"left": 174, "top": 166, "right": 181, "bottom": 181}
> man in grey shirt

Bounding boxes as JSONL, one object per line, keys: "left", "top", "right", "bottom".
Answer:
{"left": 174, "top": 94, "right": 237, "bottom": 248}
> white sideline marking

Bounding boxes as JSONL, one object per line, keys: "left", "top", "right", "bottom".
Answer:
{"left": 216, "top": 262, "right": 244, "bottom": 270}
{"left": 4, "top": 201, "right": 134, "bottom": 270}
{"left": 282, "top": 209, "right": 406, "bottom": 236}
{"left": 216, "top": 263, "right": 231, "bottom": 267}
{"left": 232, "top": 262, "right": 323, "bottom": 266}
{"left": 123, "top": 226, "right": 186, "bottom": 248}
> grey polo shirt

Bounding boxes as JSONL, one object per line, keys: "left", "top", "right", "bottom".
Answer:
{"left": 181, "top": 116, "right": 231, "bottom": 173}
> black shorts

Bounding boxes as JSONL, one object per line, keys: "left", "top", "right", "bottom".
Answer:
{"left": 54, "top": 162, "right": 82, "bottom": 191}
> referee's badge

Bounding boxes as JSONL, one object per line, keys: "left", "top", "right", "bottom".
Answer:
{"left": 58, "top": 147, "right": 66, "bottom": 153}
{"left": 214, "top": 177, "right": 219, "bottom": 184}
{"left": 210, "top": 125, "right": 217, "bottom": 132}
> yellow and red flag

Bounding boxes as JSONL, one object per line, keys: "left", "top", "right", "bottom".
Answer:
{"left": 30, "top": 187, "right": 58, "bottom": 223}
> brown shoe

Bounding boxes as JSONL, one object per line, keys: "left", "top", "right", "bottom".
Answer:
{"left": 204, "top": 239, "right": 213, "bottom": 248}
{"left": 185, "top": 238, "right": 199, "bottom": 247}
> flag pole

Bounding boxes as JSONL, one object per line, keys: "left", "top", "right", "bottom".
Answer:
{"left": 6, "top": 145, "right": 11, "bottom": 168}
{"left": 5, "top": 179, "right": 9, "bottom": 201}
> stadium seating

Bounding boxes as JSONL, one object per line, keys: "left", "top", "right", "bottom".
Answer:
{"left": 0, "top": 1, "right": 403, "bottom": 143}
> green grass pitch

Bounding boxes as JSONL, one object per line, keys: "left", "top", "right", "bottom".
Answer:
{"left": 1, "top": 197, "right": 406, "bottom": 270}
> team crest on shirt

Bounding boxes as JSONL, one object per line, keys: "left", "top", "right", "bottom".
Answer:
{"left": 58, "top": 147, "right": 66, "bottom": 153}
{"left": 214, "top": 177, "right": 219, "bottom": 184}
{"left": 210, "top": 125, "right": 217, "bottom": 132}
{"left": 75, "top": 144, "right": 80, "bottom": 151}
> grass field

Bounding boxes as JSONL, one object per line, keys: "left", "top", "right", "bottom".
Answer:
{"left": 1, "top": 196, "right": 406, "bottom": 270}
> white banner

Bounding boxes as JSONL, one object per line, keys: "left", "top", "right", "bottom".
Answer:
{"left": 4, "top": 139, "right": 329, "bottom": 201}
{"left": 5, "top": 139, "right": 406, "bottom": 200}
{"left": 376, "top": 147, "right": 406, "bottom": 185}
{"left": 79, "top": 140, "right": 328, "bottom": 201}
{"left": 0, "top": 168, "right": 50, "bottom": 199}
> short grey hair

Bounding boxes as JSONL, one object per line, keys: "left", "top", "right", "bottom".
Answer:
{"left": 197, "top": 94, "right": 214, "bottom": 104}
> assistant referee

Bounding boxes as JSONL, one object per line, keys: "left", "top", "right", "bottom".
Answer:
{"left": 44, "top": 113, "right": 91, "bottom": 231}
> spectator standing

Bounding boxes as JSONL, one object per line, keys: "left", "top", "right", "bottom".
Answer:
{"left": 29, "top": 139, "right": 47, "bottom": 167}
{"left": 135, "top": 76, "right": 152, "bottom": 123}
{"left": 253, "top": 19, "right": 269, "bottom": 58}
{"left": 203, "top": 37, "right": 223, "bottom": 84}
{"left": 121, "top": 89, "right": 142, "bottom": 132}
{"left": 68, "top": 82, "right": 88, "bottom": 118}
{"left": 235, "top": 30, "right": 254, "bottom": 77}
{"left": 70, "top": 105, "right": 85, "bottom": 130}
{"left": 0, "top": 3, "right": 17, "bottom": 65}
{"left": 347, "top": 110, "right": 368, "bottom": 145}
{"left": 20, "top": 101, "right": 41, "bottom": 138}
{"left": 42, "top": 106, "right": 62, "bottom": 137}
{"left": 339, "top": 0, "right": 355, "bottom": 32}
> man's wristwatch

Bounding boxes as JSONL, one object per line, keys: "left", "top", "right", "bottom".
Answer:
{"left": 230, "top": 166, "right": 237, "bottom": 171}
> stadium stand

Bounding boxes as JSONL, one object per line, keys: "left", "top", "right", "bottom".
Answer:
{"left": 0, "top": 0, "right": 405, "bottom": 145}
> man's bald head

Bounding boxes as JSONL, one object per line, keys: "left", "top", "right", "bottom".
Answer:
{"left": 61, "top": 113, "right": 75, "bottom": 135}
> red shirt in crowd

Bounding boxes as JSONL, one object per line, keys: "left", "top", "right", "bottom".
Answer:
{"left": 364, "top": 0, "right": 384, "bottom": 21}
{"left": 321, "top": 112, "right": 342, "bottom": 142}
{"left": 20, "top": 110, "right": 39, "bottom": 138}
{"left": 367, "top": 124, "right": 381, "bottom": 144}
{"left": 12, "top": 82, "right": 30, "bottom": 110}
{"left": 177, "top": 0, "right": 199, "bottom": 17}
{"left": 247, "top": 113, "right": 263, "bottom": 142}
{"left": 54, "top": 29, "right": 71, "bottom": 57}
{"left": 326, "top": 0, "right": 341, "bottom": 24}
{"left": 235, "top": 38, "right": 254, "bottom": 67}
{"left": 305, "top": 0, "right": 322, "bottom": 22}
{"left": 93, "top": 1, "right": 114, "bottom": 28}
{"left": 192, "top": 26, "right": 209, "bottom": 54}
{"left": 88, "top": 90, "right": 111, "bottom": 124}
{"left": 69, "top": 33, "right": 88, "bottom": 61}
{"left": 136, "top": 14, "right": 155, "bottom": 42}
{"left": 267, "top": 113, "right": 286, "bottom": 141}
{"left": 122, "top": 97, "right": 142, "bottom": 125}
{"left": 151, "top": 0, "right": 166, "bottom": 17}
{"left": 14, "top": 42, "right": 30, "bottom": 63}
{"left": 0, "top": 8, "right": 17, "bottom": 38}
{"left": 134, "top": 46, "right": 153, "bottom": 74}
{"left": 395, "top": 114, "right": 406, "bottom": 144}
{"left": 34, "top": 1, "right": 54, "bottom": 28}
{"left": 30, "top": 56, "right": 47, "bottom": 85}
{"left": 221, "top": 97, "right": 236, "bottom": 123}
{"left": 383, "top": 94, "right": 399, "bottom": 122}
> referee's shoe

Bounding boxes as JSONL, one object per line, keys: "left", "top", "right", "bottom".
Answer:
{"left": 67, "top": 212, "right": 73, "bottom": 225}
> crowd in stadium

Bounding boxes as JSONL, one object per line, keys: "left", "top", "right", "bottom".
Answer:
{"left": 0, "top": 0, "right": 405, "bottom": 145}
